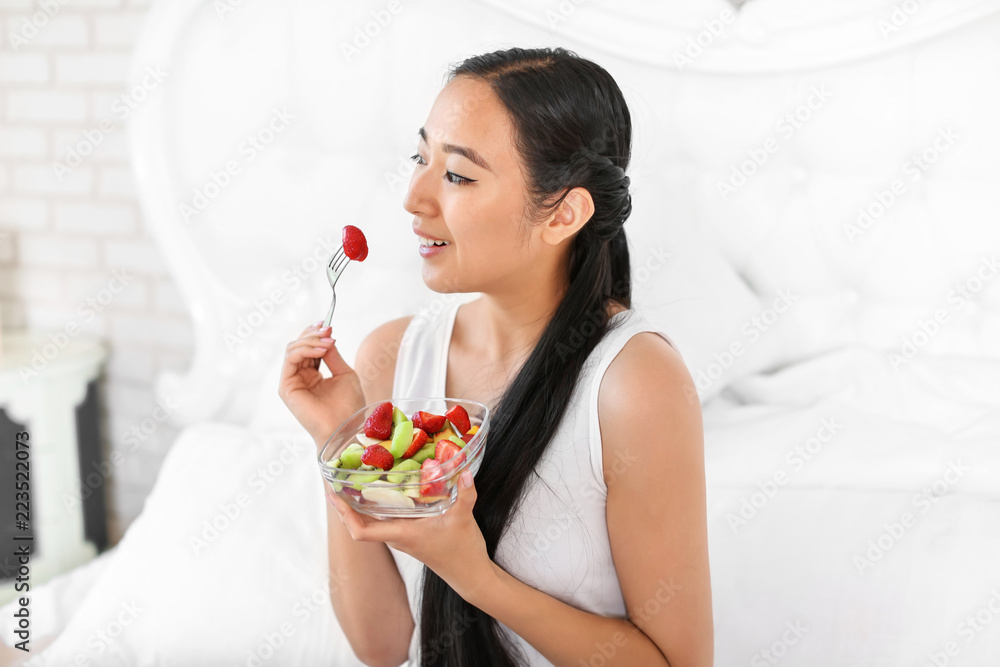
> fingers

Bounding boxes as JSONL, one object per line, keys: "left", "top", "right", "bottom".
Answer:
{"left": 451, "top": 471, "right": 478, "bottom": 513}
{"left": 288, "top": 322, "right": 358, "bottom": 379}
{"left": 299, "top": 321, "right": 326, "bottom": 336}
{"left": 331, "top": 495, "right": 406, "bottom": 543}
{"left": 319, "top": 338, "right": 355, "bottom": 377}
{"left": 294, "top": 324, "right": 333, "bottom": 346}
{"left": 283, "top": 344, "right": 327, "bottom": 371}
{"left": 280, "top": 322, "right": 350, "bottom": 390}
{"left": 291, "top": 323, "right": 333, "bottom": 353}
{"left": 286, "top": 337, "right": 334, "bottom": 358}
{"left": 281, "top": 339, "right": 333, "bottom": 384}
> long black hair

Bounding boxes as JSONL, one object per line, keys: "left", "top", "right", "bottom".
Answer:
{"left": 419, "top": 46, "right": 634, "bottom": 666}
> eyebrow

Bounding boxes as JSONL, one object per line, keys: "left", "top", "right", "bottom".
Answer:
{"left": 418, "top": 127, "right": 492, "bottom": 173}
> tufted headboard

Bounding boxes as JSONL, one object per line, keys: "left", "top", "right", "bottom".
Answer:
{"left": 127, "top": 0, "right": 1000, "bottom": 429}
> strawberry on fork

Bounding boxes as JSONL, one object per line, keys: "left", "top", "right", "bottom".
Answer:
{"left": 311, "top": 225, "right": 368, "bottom": 369}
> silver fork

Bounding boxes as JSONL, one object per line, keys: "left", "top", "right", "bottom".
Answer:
{"left": 311, "top": 246, "right": 351, "bottom": 369}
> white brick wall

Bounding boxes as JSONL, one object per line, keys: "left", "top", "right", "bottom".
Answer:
{"left": 14, "top": 163, "right": 94, "bottom": 194}
{"left": 9, "top": 15, "right": 89, "bottom": 49}
{"left": 0, "top": 53, "right": 49, "bottom": 83}
{"left": 0, "top": 126, "right": 47, "bottom": 157}
{"left": 0, "top": 197, "right": 47, "bottom": 229}
{"left": 54, "top": 201, "right": 136, "bottom": 234}
{"left": 0, "top": 0, "right": 192, "bottom": 544}
{"left": 8, "top": 90, "right": 88, "bottom": 121}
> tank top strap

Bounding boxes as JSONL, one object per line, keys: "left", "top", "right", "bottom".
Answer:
{"left": 392, "top": 298, "right": 462, "bottom": 400}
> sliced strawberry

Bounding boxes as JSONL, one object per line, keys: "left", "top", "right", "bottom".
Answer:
{"left": 402, "top": 428, "right": 429, "bottom": 459}
{"left": 363, "top": 401, "right": 393, "bottom": 440}
{"left": 420, "top": 458, "right": 447, "bottom": 496}
{"left": 434, "top": 440, "right": 466, "bottom": 473}
{"left": 412, "top": 411, "right": 446, "bottom": 434}
{"left": 445, "top": 405, "right": 471, "bottom": 435}
{"left": 342, "top": 225, "right": 368, "bottom": 262}
{"left": 360, "top": 444, "right": 394, "bottom": 471}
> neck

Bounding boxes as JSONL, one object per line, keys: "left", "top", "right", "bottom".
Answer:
{"left": 463, "top": 255, "right": 570, "bottom": 367}
{"left": 472, "top": 290, "right": 561, "bottom": 364}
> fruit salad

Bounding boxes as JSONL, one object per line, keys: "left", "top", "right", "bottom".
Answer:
{"left": 323, "top": 401, "right": 481, "bottom": 512}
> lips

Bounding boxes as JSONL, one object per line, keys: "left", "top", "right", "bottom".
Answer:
{"left": 418, "top": 240, "right": 449, "bottom": 258}
{"left": 414, "top": 225, "right": 450, "bottom": 242}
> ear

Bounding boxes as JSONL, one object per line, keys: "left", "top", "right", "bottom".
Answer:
{"left": 539, "top": 187, "right": 595, "bottom": 247}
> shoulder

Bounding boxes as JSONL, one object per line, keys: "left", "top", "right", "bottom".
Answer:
{"left": 354, "top": 315, "right": 415, "bottom": 403}
{"left": 597, "top": 329, "right": 702, "bottom": 474}
{"left": 600, "top": 329, "right": 692, "bottom": 408}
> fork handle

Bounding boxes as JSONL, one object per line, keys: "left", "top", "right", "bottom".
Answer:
{"left": 311, "top": 293, "right": 337, "bottom": 369}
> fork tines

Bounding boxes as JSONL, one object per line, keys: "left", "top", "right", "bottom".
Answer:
{"left": 330, "top": 246, "right": 349, "bottom": 271}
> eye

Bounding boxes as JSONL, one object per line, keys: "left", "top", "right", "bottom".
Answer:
{"left": 410, "top": 153, "right": 476, "bottom": 186}
{"left": 445, "top": 171, "right": 475, "bottom": 186}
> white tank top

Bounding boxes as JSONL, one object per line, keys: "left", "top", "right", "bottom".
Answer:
{"left": 390, "top": 298, "right": 678, "bottom": 666}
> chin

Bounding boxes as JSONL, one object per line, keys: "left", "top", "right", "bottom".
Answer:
{"left": 422, "top": 266, "right": 466, "bottom": 295}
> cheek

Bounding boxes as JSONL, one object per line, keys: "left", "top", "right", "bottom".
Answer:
{"left": 472, "top": 199, "right": 526, "bottom": 248}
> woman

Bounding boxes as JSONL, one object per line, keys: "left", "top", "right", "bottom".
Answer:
{"left": 279, "top": 47, "right": 713, "bottom": 667}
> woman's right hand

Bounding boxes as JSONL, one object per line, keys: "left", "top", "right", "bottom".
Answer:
{"left": 278, "top": 322, "right": 366, "bottom": 447}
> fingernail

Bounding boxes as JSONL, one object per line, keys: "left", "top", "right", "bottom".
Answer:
{"left": 320, "top": 337, "right": 333, "bottom": 343}
{"left": 461, "top": 471, "right": 473, "bottom": 488}
{"left": 313, "top": 320, "right": 323, "bottom": 327}
{"left": 313, "top": 347, "right": 327, "bottom": 352}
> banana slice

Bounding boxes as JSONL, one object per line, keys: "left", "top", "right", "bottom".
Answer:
{"left": 361, "top": 485, "right": 416, "bottom": 509}
{"left": 355, "top": 431, "right": 382, "bottom": 446}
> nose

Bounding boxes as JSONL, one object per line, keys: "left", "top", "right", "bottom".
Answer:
{"left": 402, "top": 161, "right": 438, "bottom": 218}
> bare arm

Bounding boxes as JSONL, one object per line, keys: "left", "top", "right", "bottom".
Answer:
{"left": 599, "top": 332, "right": 714, "bottom": 665}
{"left": 279, "top": 317, "right": 415, "bottom": 667}
{"left": 325, "top": 316, "right": 415, "bottom": 667}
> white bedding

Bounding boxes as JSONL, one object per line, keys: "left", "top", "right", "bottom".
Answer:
{"left": 5, "top": 425, "right": 364, "bottom": 667}
{"left": 5, "top": 353, "right": 998, "bottom": 665}
{"left": 707, "top": 351, "right": 1000, "bottom": 664}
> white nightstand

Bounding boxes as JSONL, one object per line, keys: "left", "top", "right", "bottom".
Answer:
{"left": 0, "top": 331, "right": 107, "bottom": 606}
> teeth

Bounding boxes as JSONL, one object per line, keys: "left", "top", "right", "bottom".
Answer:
{"left": 418, "top": 236, "right": 450, "bottom": 247}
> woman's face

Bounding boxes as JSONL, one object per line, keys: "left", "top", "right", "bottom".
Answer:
{"left": 403, "top": 75, "right": 543, "bottom": 295}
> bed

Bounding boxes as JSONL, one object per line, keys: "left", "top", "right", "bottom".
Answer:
{"left": 4, "top": 0, "right": 1000, "bottom": 664}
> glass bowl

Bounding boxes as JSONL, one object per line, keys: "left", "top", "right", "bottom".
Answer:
{"left": 317, "top": 397, "right": 490, "bottom": 519}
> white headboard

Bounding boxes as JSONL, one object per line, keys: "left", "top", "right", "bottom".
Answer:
{"left": 127, "top": 0, "right": 1000, "bottom": 428}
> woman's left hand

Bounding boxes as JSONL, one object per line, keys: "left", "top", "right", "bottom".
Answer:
{"left": 328, "top": 470, "right": 493, "bottom": 601}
